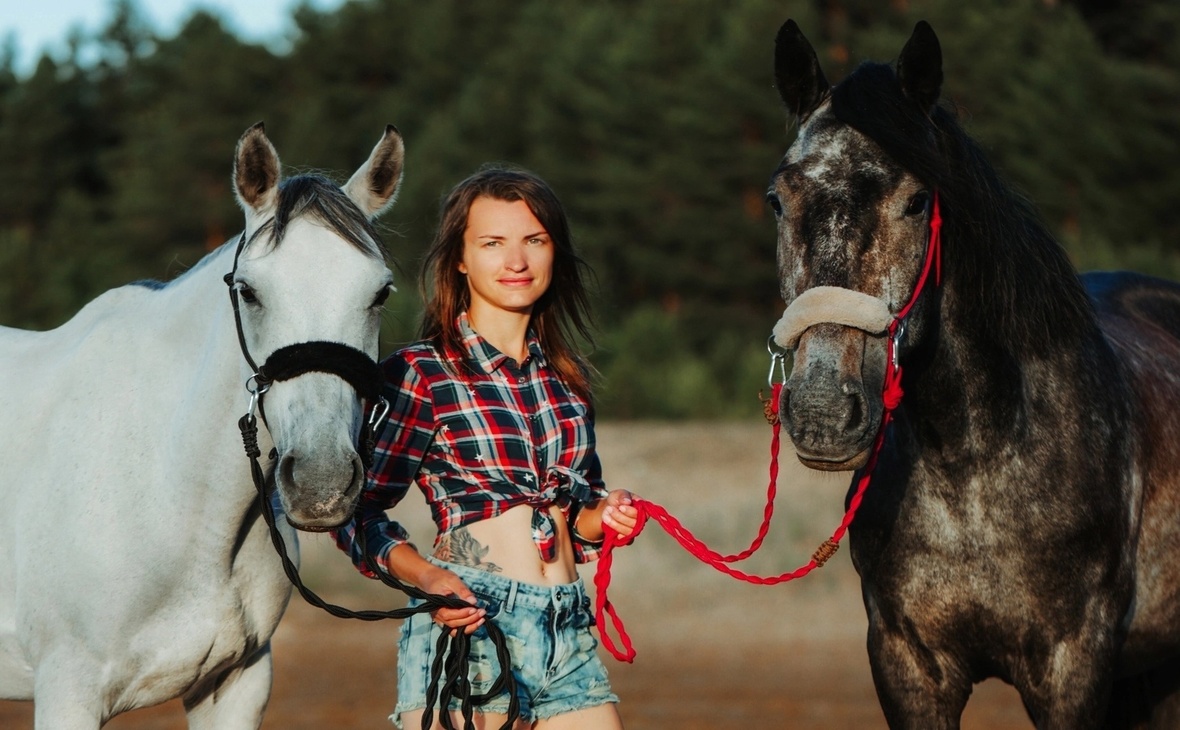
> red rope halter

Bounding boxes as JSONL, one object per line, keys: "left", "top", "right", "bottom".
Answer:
{"left": 593, "top": 194, "right": 943, "bottom": 662}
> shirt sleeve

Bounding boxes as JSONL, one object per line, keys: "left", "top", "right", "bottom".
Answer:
{"left": 570, "top": 411, "right": 611, "bottom": 564}
{"left": 332, "top": 353, "right": 435, "bottom": 578}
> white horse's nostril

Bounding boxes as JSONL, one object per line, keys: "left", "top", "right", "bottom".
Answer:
{"left": 278, "top": 451, "right": 298, "bottom": 489}
{"left": 345, "top": 454, "right": 364, "bottom": 498}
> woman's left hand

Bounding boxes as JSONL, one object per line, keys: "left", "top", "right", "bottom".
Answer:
{"left": 600, "top": 489, "right": 638, "bottom": 539}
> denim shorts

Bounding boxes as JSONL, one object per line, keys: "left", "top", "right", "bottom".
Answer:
{"left": 392, "top": 557, "right": 618, "bottom": 726}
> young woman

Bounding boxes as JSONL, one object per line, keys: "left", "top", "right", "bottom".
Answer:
{"left": 334, "top": 166, "right": 638, "bottom": 729}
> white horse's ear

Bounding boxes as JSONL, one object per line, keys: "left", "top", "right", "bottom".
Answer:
{"left": 343, "top": 125, "right": 405, "bottom": 220}
{"left": 233, "top": 121, "right": 281, "bottom": 217}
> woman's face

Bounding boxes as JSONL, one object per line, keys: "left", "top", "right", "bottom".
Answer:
{"left": 459, "top": 196, "right": 555, "bottom": 318}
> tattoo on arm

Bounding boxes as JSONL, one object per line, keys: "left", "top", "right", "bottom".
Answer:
{"left": 436, "top": 527, "right": 502, "bottom": 573}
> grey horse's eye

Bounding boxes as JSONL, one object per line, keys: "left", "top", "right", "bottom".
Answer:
{"left": 905, "top": 191, "right": 931, "bottom": 217}
{"left": 237, "top": 284, "right": 259, "bottom": 305}
{"left": 766, "top": 192, "right": 785, "bottom": 218}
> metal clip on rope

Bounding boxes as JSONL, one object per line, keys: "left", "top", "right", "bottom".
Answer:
{"left": 766, "top": 335, "right": 788, "bottom": 388}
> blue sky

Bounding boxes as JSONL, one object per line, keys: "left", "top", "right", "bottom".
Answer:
{"left": 1, "top": 0, "right": 347, "bottom": 75}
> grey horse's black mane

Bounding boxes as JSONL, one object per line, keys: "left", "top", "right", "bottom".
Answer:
{"left": 830, "top": 61, "right": 1096, "bottom": 357}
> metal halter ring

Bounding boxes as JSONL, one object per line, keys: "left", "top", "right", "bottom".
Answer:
{"left": 766, "top": 335, "right": 789, "bottom": 387}
{"left": 245, "top": 375, "right": 271, "bottom": 420}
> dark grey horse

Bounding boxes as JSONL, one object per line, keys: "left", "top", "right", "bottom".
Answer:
{"left": 769, "top": 20, "right": 1180, "bottom": 729}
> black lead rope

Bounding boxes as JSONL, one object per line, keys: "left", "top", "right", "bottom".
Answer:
{"left": 238, "top": 413, "right": 520, "bottom": 730}
{"left": 225, "top": 231, "right": 520, "bottom": 729}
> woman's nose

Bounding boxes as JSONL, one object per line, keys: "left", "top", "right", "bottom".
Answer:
{"left": 505, "top": 243, "right": 528, "bottom": 271}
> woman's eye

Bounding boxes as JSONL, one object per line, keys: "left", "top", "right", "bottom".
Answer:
{"left": 905, "top": 191, "right": 930, "bottom": 217}
{"left": 766, "top": 193, "right": 784, "bottom": 218}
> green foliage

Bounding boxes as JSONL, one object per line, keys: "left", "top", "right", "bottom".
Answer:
{"left": 594, "top": 305, "right": 770, "bottom": 419}
{"left": 1, "top": 0, "right": 1178, "bottom": 418}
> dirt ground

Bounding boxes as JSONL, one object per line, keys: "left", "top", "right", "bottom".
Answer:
{"left": 0, "top": 422, "right": 1030, "bottom": 729}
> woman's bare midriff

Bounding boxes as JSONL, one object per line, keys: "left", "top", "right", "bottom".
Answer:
{"left": 431, "top": 503, "right": 580, "bottom": 586}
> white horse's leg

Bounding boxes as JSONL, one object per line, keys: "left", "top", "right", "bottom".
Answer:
{"left": 31, "top": 657, "right": 103, "bottom": 730}
{"left": 183, "top": 644, "right": 273, "bottom": 730}
{"left": 32, "top": 702, "right": 101, "bottom": 730}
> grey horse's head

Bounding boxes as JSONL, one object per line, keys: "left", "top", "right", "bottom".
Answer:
{"left": 768, "top": 21, "right": 943, "bottom": 470}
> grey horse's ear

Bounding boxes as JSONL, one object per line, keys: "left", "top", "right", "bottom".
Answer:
{"left": 233, "top": 121, "right": 281, "bottom": 215}
{"left": 344, "top": 125, "right": 405, "bottom": 220}
{"left": 897, "top": 21, "right": 943, "bottom": 114}
{"left": 774, "top": 19, "right": 830, "bottom": 123}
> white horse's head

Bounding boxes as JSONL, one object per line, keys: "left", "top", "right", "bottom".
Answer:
{"left": 229, "top": 122, "right": 402, "bottom": 530}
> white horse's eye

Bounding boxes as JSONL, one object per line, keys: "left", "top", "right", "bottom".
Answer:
{"left": 237, "top": 285, "right": 259, "bottom": 305}
{"left": 370, "top": 285, "right": 392, "bottom": 309}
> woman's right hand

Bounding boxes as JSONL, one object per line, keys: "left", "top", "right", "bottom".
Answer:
{"left": 418, "top": 565, "right": 487, "bottom": 634}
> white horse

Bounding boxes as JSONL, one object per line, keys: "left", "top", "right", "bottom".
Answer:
{"left": 0, "top": 122, "right": 404, "bottom": 728}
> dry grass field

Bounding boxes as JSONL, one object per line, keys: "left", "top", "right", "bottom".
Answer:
{"left": 0, "top": 422, "right": 1029, "bottom": 728}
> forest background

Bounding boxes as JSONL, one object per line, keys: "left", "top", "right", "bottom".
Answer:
{"left": 1, "top": 0, "right": 1177, "bottom": 419}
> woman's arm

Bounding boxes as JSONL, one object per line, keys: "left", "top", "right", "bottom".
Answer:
{"left": 386, "top": 544, "right": 486, "bottom": 633}
{"left": 332, "top": 355, "right": 434, "bottom": 577}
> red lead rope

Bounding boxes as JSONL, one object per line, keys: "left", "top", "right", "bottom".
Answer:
{"left": 593, "top": 194, "right": 942, "bottom": 663}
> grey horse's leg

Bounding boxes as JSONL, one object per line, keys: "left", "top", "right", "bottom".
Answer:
{"left": 1105, "top": 659, "right": 1180, "bottom": 729}
{"left": 1009, "top": 633, "right": 1119, "bottom": 730}
{"left": 866, "top": 621, "right": 972, "bottom": 730}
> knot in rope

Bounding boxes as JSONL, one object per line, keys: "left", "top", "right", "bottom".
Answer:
{"left": 882, "top": 368, "right": 905, "bottom": 411}
{"left": 811, "top": 538, "right": 840, "bottom": 566}
{"left": 238, "top": 414, "right": 262, "bottom": 459}
{"left": 759, "top": 385, "right": 781, "bottom": 425}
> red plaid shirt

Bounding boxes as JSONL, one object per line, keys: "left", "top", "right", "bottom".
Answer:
{"left": 334, "top": 313, "right": 608, "bottom": 578}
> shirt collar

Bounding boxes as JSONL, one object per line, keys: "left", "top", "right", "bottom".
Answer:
{"left": 457, "top": 312, "right": 546, "bottom": 375}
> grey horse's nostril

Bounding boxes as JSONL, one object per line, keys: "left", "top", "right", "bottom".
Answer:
{"left": 844, "top": 389, "right": 865, "bottom": 431}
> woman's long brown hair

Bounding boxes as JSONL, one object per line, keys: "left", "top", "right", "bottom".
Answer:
{"left": 418, "top": 166, "right": 597, "bottom": 403}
